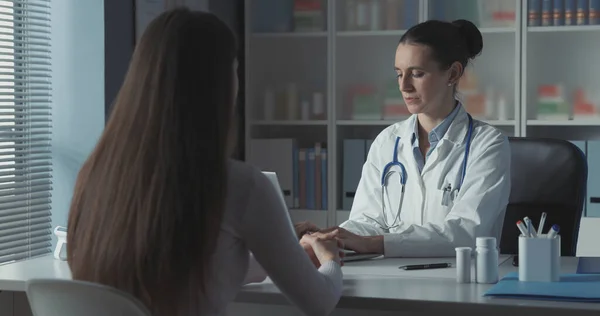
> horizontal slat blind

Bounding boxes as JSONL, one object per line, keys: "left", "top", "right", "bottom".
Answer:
{"left": 0, "top": 0, "right": 52, "bottom": 265}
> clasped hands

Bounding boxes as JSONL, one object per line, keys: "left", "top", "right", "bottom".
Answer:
{"left": 294, "top": 221, "right": 376, "bottom": 268}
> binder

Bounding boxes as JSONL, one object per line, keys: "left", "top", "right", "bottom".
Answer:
{"left": 306, "top": 148, "right": 316, "bottom": 209}
{"left": 484, "top": 272, "right": 600, "bottom": 302}
{"left": 342, "top": 139, "right": 367, "bottom": 210}
{"left": 248, "top": 138, "right": 295, "bottom": 208}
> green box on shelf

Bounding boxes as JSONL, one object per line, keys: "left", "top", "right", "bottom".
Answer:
{"left": 352, "top": 93, "right": 381, "bottom": 120}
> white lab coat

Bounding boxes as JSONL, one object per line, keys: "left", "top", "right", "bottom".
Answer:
{"left": 340, "top": 105, "right": 511, "bottom": 257}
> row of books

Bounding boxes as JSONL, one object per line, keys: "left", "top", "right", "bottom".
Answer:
{"left": 246, "top": 138, "right": 376, "bottom": 211}
{"left": 528, "top": 0, "right": 600, "bottom": 26}
{"left": 251, "top": 0, "right": 325, "bottom": 33}
{"left": 248, "top": 139, "right": 328, "bottom": 210}
{"left": 339, "top": 0, "right": 418, "bottom": 31}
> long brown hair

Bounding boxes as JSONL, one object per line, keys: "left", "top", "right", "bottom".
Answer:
{"left": 67, "top": 8, "right": 237, "bottom": 314}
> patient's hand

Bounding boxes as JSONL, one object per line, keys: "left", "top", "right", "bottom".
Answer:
{"left": 300, "top": 232, "right": 345, "bottom": 268}
{"left": 300, "top": 238, "right": 321, "bottom": 268}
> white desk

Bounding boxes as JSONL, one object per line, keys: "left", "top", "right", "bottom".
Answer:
{"left": 232, "top": 255, "right": 600, "bottom": 316}
{"left": 0, "top": 255, "right": 599, "bottom": 316}
{"left": 0, "top": 256, "right": 71, "bottom": 291}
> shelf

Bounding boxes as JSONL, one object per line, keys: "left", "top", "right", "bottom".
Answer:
{"left": 251, "top": 120, "right": 328, "bottom": 126}
{"left": 336, "top": 30, "right": 406, "bottom": 37}
{"left": 527, "top": 120, "right": 600, "bottom": 126}
{"left": 337, "top": 119, "right": 403, "bottom": 126}
{"left": 246, "top": 0, "right": 600, "bottom": 229}
{"left": 479, "top": 27, "right": 516, "bottom": 34}
{"left": 528, "top": 25, "right": 600, "bottom": 33}
{"left": 251, "top": 31, "right": 327, "bottom": 38}
{"left": 481, "top": 119, "right": 516, "bottom": 126}
{"left": 337, "top": 119, "right": 516, "bottom": 126}
{"left": 335, "top": 27, "right": 513, "bottom": 37}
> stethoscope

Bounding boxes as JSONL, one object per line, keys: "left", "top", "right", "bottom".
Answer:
{"left": 364, "top": 114, "right": 474, "bottom": 230}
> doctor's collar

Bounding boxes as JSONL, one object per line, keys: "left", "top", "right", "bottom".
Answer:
{"left": 410, "top": 103, "right": 461, "bottom": 146}
{"left": 399, "top": 103, "right": 470, "bottom": 146}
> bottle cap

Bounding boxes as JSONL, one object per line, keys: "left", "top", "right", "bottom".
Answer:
{"left": 455, "top": 247, "right": 472, "bottom": 253}
{"left": 476, "top": 237, "right": 496, "bottom": 248}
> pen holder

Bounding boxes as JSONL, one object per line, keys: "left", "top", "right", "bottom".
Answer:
{"left": 518, "top": 234, "right": 561, "bottom": 282}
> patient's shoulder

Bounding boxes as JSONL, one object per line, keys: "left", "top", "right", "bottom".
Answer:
{"left": 227, "top": 159, "right": 263, "bottom": 185}
{"left": 224, "top": 159, "right": 273, "bottom": 225}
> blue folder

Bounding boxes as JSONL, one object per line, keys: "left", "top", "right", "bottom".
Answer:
{"left": 483, "top": 272, "right": 600, "bottom": 302}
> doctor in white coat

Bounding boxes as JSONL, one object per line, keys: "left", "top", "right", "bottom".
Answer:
{"left": 313, "top": 19, "right": 511, "bottom": 258}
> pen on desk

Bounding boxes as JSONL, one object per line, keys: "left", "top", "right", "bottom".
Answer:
{"left": 524, "top": 217, "right": 538, "bottom": 238}
{"left": 516, "top": 220, "right": 529, "bottom": 237}
{"left": 537, "top": 212, "right": 547, "bottom": 235}
{"left": 547, "top": 224, "right": 560, "bottom": 239}
{"left": 399, "top": 263, "right": 452, "bottom": 270}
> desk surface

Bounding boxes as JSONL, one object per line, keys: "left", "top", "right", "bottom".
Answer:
{"left": 0, "top": 256, "right": 71, "bottom": 291}
{"left": 237, "top": 255, "right": 600, "bottom": 314}
{"left": 1, "top": 255, "right": 599, "bottom": 314}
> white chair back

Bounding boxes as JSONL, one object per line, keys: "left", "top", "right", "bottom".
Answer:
{"left": 26, "top": 279, "right": 151, "bottom": 316}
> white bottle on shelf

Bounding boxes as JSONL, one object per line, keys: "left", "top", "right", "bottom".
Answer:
{"left": 312, "top": 92, "right": 324, "bottom": 120}
{"left": 485, "top": 87, "right": 495, "bottom": 120}
{"left": 369, "top": 0, "right": 381, "bottom": 31}
{"left": 301, "top": 100, "right": 311, "bottom": 120}
{"left": 286, "top": 83, "right": 298, "bottom": 120}
{"left": 497, "top": 93, "right": 507, "bottom": 120}
{"left": 264, "top": 86, "right": 275, "bottom": 120}
{"left": 355, "top": 0, "right": 369, "bottom": 31}
{"left": 345, "top": 0, "right": 357, "bottom": 31}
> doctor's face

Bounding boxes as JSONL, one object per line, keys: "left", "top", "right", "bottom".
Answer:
{"left": 394, "top": 43, "right": 452, "bottom": 116}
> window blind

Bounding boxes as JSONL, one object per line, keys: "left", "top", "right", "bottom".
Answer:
{"left": 0, "top": 0, "right": 52, "bottom": 265}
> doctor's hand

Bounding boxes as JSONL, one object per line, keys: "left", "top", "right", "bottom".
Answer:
{"left": 299, "top": 231, "right": 344, "bottom": 268}
{"left": 321, "top": 228, "right": 384, "bottom": 255}
{"left": 294, "top": 221, "right": 320, "bottom": 239}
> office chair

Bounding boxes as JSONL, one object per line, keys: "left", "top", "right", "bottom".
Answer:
{"left": 26, "top": 279, "right": 151, "bottom": 316}
{"left": 500, "top": 137, "right": 587, "bottom": 256}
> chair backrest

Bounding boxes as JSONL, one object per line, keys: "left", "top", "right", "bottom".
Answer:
{"left": 500, "top": 137, "right": 587, "bottom": 256}
{"left": 26, "top": 279, "right": 151, "bottom": 316}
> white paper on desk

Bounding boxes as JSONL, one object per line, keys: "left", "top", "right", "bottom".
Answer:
{"left": 341, "top": 255, "right": 511, "bottom": 280}
{"left": 576, "top": 217, "right": 600, "bottom": 257}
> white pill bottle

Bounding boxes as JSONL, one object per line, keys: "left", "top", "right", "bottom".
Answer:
{"left": 475, "top": 237, "right": 498, "bottom": 284}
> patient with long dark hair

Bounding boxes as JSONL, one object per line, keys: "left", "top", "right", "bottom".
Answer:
{"left": 66, "top": 8, "right": 343, "bottom": 316}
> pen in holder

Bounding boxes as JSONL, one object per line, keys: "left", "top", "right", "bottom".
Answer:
{"left": 54, "top": 226, "right": 67, "bottom": 261}
{"left": 518, "top": 234, "right": 561, "bottom": 282}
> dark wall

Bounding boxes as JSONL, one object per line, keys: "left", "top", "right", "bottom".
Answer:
{"left": 103, "top": 0, "right": 245, "bottom": 159}
{"left": 104, "top": 0, "right": 135, "bottom": 122}
{"left": 210, "top": 1, "right": 246, "bottom": 160}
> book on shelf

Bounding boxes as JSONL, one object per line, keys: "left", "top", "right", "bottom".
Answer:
{"left": 248, "top": 138, "right": 327, "bottom": 211}
{"left": 528, "top": 0, "right": 600, "bottom": 27}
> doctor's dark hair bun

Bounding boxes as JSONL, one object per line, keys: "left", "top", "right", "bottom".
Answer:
{"left": 399, "top": 19, "right": 483, "bottom": 71}
{"left": 451, "top": 19, "right": 483, "bottom": 59}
